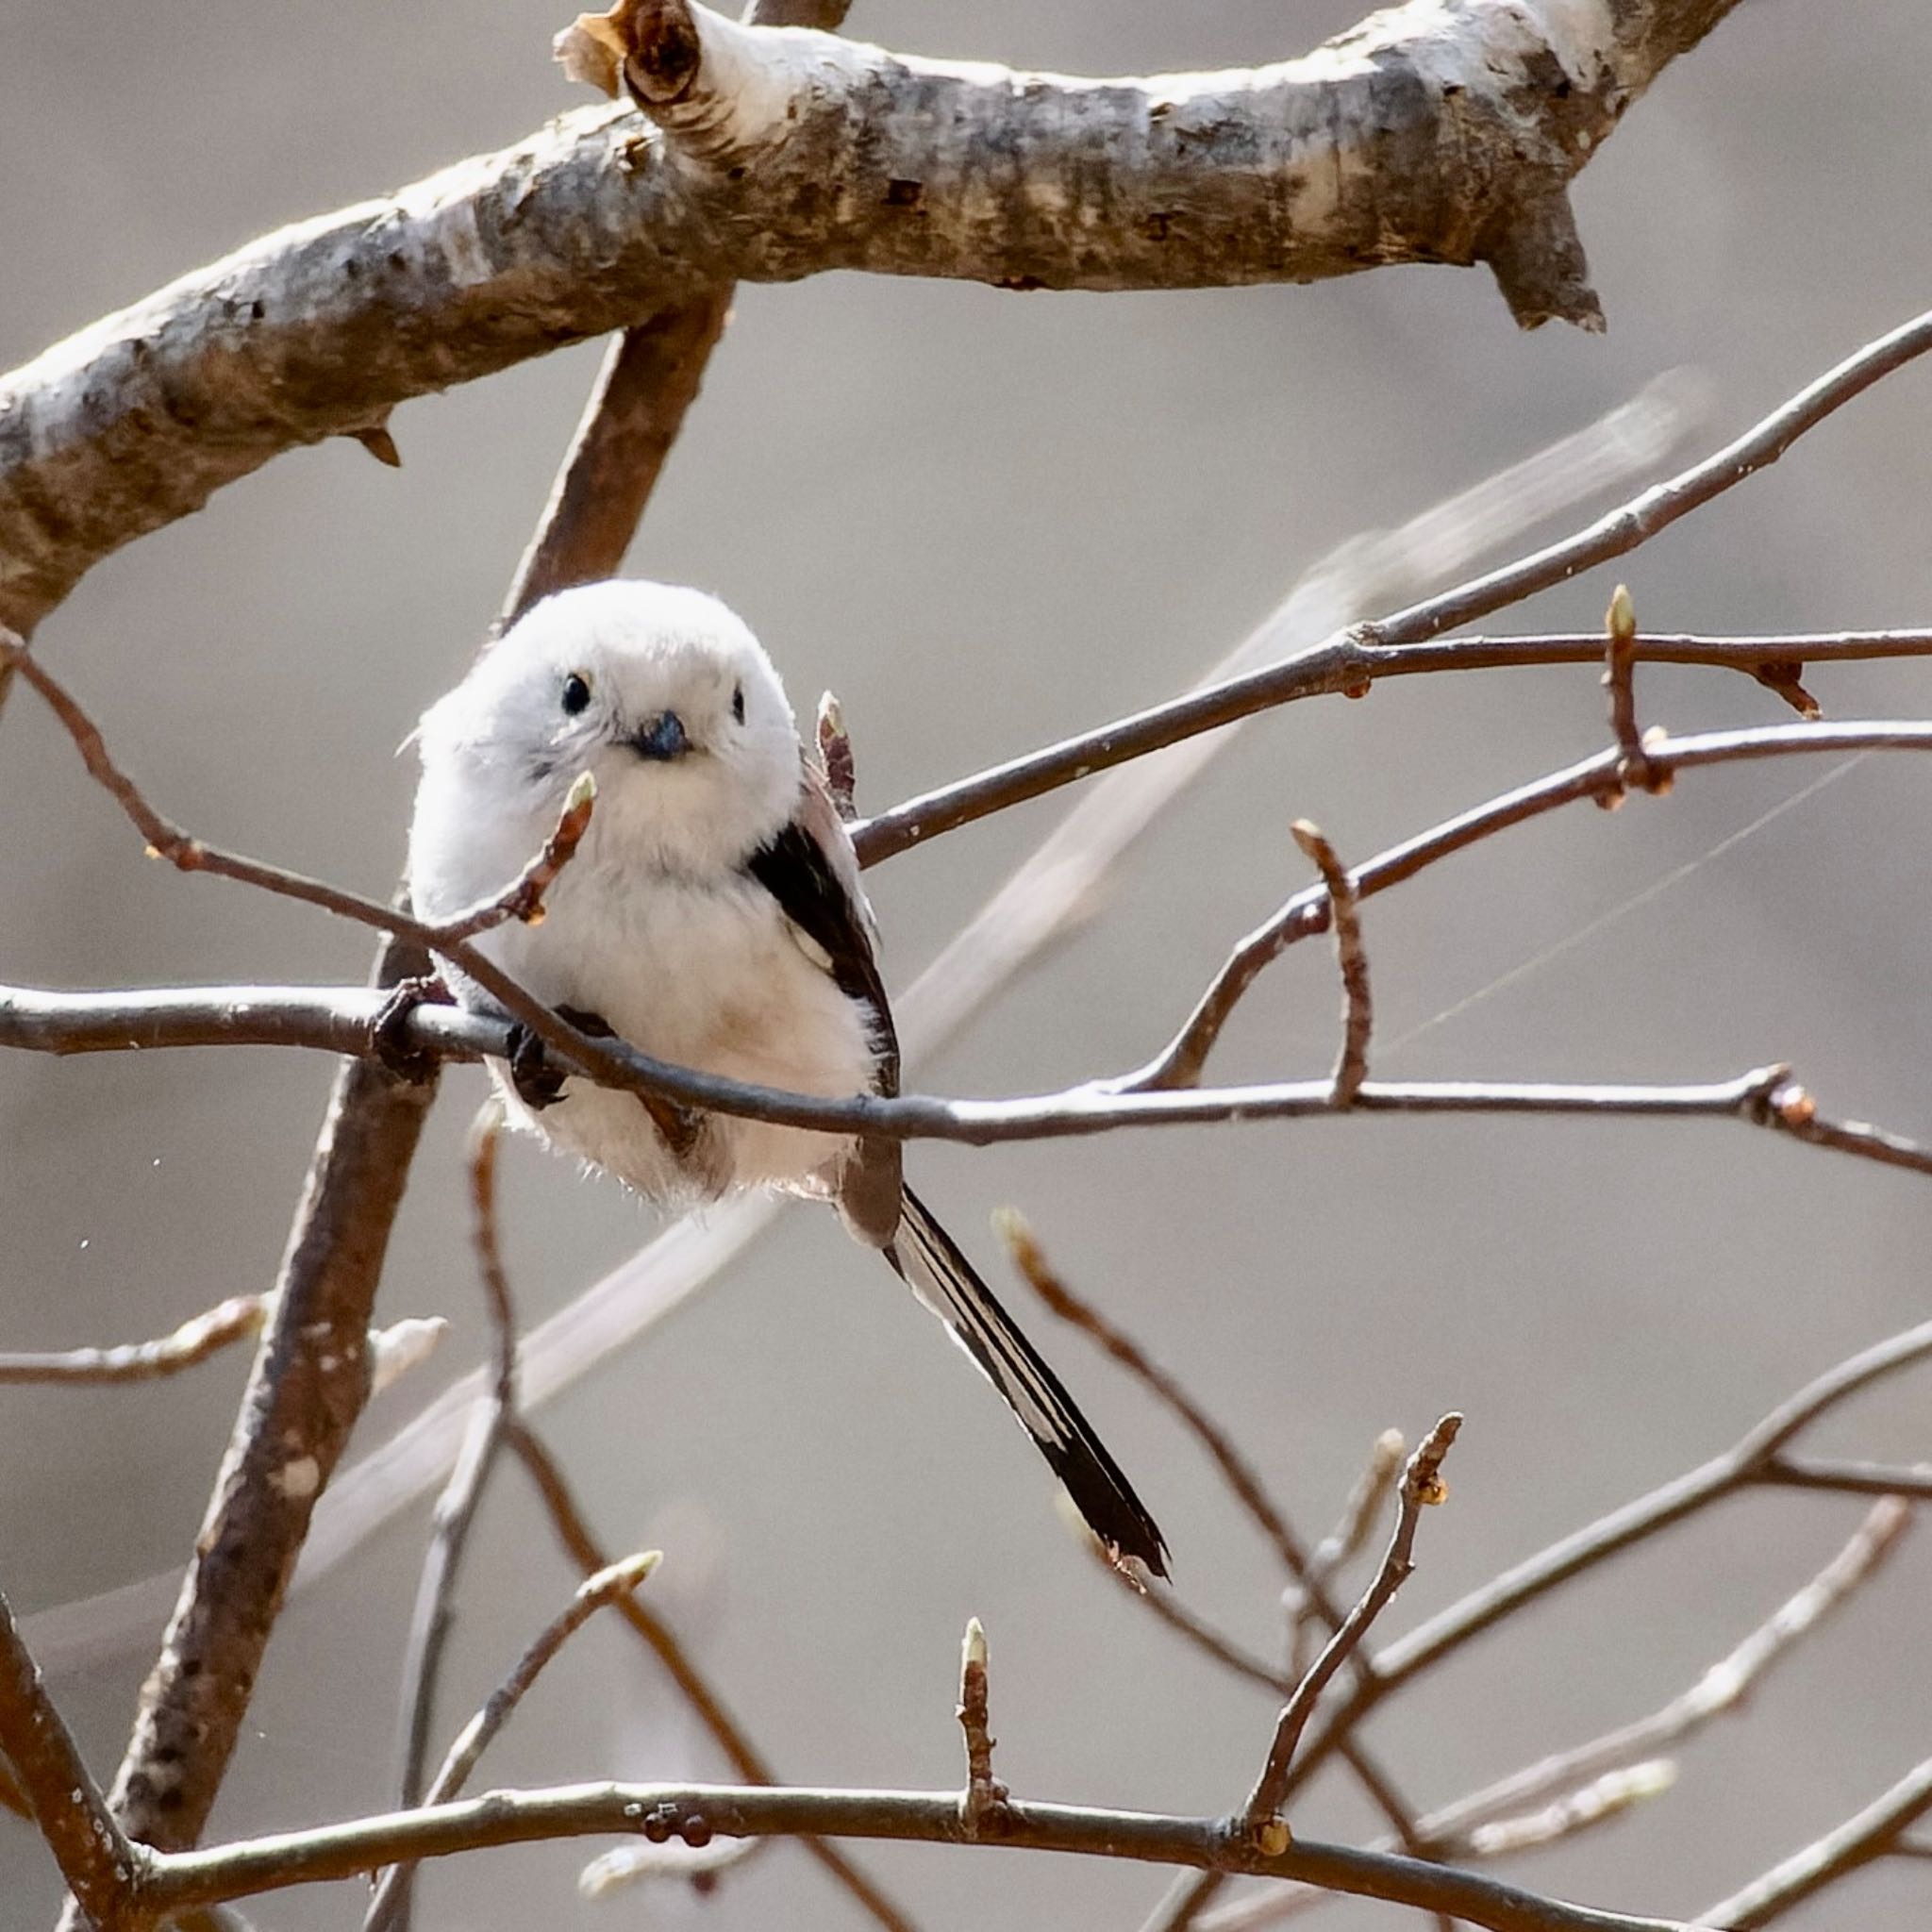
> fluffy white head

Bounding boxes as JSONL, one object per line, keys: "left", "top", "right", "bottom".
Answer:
{"left": 413, "top": 580, "right": 802, "bottom": 883}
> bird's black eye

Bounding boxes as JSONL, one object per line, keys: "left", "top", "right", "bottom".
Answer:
{"left": 731, "top": 683, "right": 745, "bottom": 724}
{"left": 560, "top": 673, "right": 592, "bottom": 717}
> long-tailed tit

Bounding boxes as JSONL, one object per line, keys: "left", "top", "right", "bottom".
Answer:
{"left": 407, "top": 580, "right": 1169, "bottom": 1576}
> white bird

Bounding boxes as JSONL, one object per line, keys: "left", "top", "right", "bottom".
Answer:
{"left": 407, "top": 579, "right": 1168, "bottom": 1576}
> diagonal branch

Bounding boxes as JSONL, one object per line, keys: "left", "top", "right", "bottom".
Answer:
{"left": 0, "top": 0, "right": 1746, "bottom": 630}
{"left": 0, "top": 1584, "right": 146, "bottom": 1929}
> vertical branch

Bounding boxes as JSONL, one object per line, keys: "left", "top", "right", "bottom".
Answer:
{"left": 0, "top": 1585, "right": 143, "bottom": 1929}
{"left": 1599, "top": 584, "right": 1667, "bottom": 800}
{"left": 1289, "top": 821, "right": 1371, "bottom": 1105}
{"left": 955, "top": 1618, "right": 1007, "bottom": 1840}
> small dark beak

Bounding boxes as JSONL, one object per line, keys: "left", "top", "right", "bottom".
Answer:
{"left": 628, "top": 711, "right": 690, "bottom": 761}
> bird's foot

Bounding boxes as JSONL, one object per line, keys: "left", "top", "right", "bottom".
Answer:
{"left": 506, "top": 1005, "right": 617, "bottom": 1112}
{"left": 371, "top": 974, "right": 456, "bottom": 1083}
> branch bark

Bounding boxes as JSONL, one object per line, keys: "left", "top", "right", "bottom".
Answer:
{"left": 140, "top": 1779, "right": 1708, "bottom": 1932}
{"left": 0, "top": 0, "right": 1744, "bottom": 631}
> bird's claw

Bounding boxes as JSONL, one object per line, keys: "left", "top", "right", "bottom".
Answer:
{"left": 371, "top": 974, "right": 455, "bottom": 1084}
{"left": 506, "top": 1023, "right": 571, "bottom": 1111}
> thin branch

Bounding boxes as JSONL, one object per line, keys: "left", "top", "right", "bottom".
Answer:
{"left": 1282, "top": 1320, "right": 1932, "bottom": 1803}
{"left": 1289, "top": 822, "right": 1370, "bottom": 1104}
{"left": 436, "top": 773, "right": 596, "bottom": 941}
{"left": 504, "top": 1420, "right": 919, "bottom": 1931}
{"left": 1243, "top": 1417, "right": 1463, "bottom": 1837}
{"left": 855, "top": 302, "right": 1932, "bottom": 866}
{"left": 1697, "top": 1757, "right": 1932, "bottom": 1928}
{"left": 955, "top": 1619, "right": 1006, "bottom": 1840}
{"left": 0, "top": 1298, "right": 266, "bottom": 1387}
{"left": 1598, "top": 585, "right": 1665, "bottom": 800}
{"left": 1126, "top": 720, "right": 1932, "bottom": 1095}
{"left": 364, "top": 1553, "right": 662, "bottom": 1929}
{"left": 138, "top": 1778, "right": 1711, "bottom": 1932}
{"left": 1760, "top": 1456, "right": 1932, "bottom": 1498}
{"left": 1416, "top": 1496, "right": 1911, "bottom": 1851}
{"left": 0, "top": 1584, "right": 145, "bottom": 1929}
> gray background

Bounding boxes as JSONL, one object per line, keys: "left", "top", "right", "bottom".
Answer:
{"left": 4, "top": 1, "right": 1930, "bottom": 1925}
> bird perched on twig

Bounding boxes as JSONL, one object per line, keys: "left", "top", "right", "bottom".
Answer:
{"left": 406, "top": 580, "right": 1168, "bottom": 1576}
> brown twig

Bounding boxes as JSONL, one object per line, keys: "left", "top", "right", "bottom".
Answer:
{"left": 1125, "top": 718, "right": 1932, "bottom": 1095}
{"left": 1598, "top": 585, "right": 1666, "bottom": 802}
{"left": 364, "top": 1552, "right": 662, "bottom": 1928}
{"left": 1289, "top": 822, "right": 1370, "bottom": 1104}
{"left": 504, "top": 1420, "right": 920, "bottom": 1931}
{"left": 0, "top": 1297, "right": 266, "bottom": 1386}
{"left": 1278, "top": 1319, "right": 1932, "bottom": 1810}
{"left": 1418, "top": 1497, "right": 1911, "bottom": 1854}
{"left": 0, "top": 1584, "right": 145, "bottom": 1928}
{"left": 956, "top": 1619, "right": 1007, "bottom": 1840}
{"left": 499, "top": 304, "right": 731, "bottom": 629}
{"left": 1243, "top": 1417, "right": 1463, "bottom": 1839}
{"left": 856, "top": 305, "right": 1932, "bottom": 865}
{"left": 437, "top": 773, "right": 597, "bottom": 940}
{"left": 1697, "top": 1756, "right": 1932, "bottom": 1928}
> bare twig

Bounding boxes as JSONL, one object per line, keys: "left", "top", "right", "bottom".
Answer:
{"left": 1418, "top": 1499, "right": 1911, "bottom": 1854}
{"left": 0, "top": 1584, "right": 144, "bottom": 1928}
{"left": 956, "top": 1619, "right": 1006, "bottom": 1840}
{"left": 1289, "top": 822, "right": 1370, "bottom": 1104}
{"left": 856, "top": 308, "right": 1932, "bottom": 864}
{"left": 71, "top": 981, "right": 438, "bottom": 1885}
{"left": 1126, "top": 718, "right": 1932, "bottom": 1095}
{"left": 0, "top": 1298, "right": 266, "bottom": 1386}
{"left": 435, "top": 773, "right": 596, "bottom": 940}
{"left": 1279, "top": 1319, "right": 1932, "bottom": 1807}
{"left": 1761, "top": 1455, "right": 1932, "bottom": 1498}
{"left": 1599, "top": 585, "right": 1665, "bottom": 801}
{"left": 364, "top": 1553, "right": 662, "bottom": 1929}
{"left": 504, "top": 1421, "right": 919, "bottom": 1931}
{"left": 1243, "top": 1417, "right": 1463, "bottom": 1839}
{"left": 1698, "top": 1757, "right": 1932, "bottom": 1928}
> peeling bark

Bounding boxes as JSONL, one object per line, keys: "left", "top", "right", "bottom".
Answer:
{"left": 0, "top": 0, "right": 1739, "bottom": 634}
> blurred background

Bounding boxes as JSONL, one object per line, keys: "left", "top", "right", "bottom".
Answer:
{"left": 3, "top": 0, "right": 1931, "bottom": 1924}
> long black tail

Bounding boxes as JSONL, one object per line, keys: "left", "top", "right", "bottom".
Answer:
{"left": 884, "top": 1187, "right": 1169, "bottom": 1577}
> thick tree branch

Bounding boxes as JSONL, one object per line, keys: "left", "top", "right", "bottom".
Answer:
{"left": 0, "top": 0, "right": 1745, "bottom": 631}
